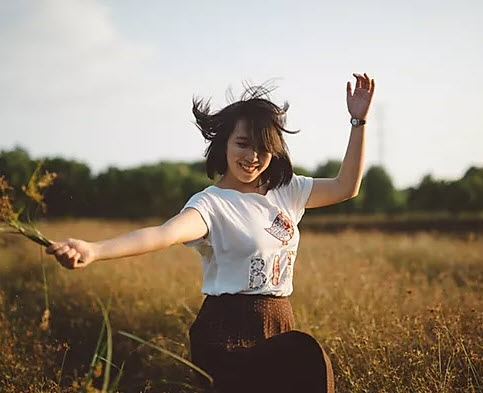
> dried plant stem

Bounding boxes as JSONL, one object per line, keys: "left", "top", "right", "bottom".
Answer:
{"left": 96, "top": 297, "right": 113, "bottom": 393}
{"left": 57, "top": 345, "right": 69, "bottom": 387}
{"left": 40, "top": 246, "right": 49, "bottom": 311}
{"left": 118, "top": 330, "right": 214, "bottom": 387}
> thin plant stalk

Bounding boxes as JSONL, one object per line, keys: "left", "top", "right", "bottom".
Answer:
{"left": 81, "top": 319, "right": 107, "bottom": 393}
{"left": 118, "top": 330, "right": 214, "bottom": 387}
{"left": 57, "top": 345, "right": 69, "bottom": 387}
{"left": 97, "top": 296, "right": 113, "bottom": 393}
{"left": 40, "top": 248, "right": 49, "bottom": 311}
{"left": 107, "top": 361, "right": 125, "bottom": 393}
{"left": 39, "top": 245, "right": 51, "bottom": 331}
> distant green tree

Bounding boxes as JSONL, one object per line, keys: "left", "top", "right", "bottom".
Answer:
{"left": 2, "top": 146, "right": 480, "bottom": 218}
{"left": 459, "top": 166, "right": 483, "bottom": 211}
{"left": 43, "top": 158, "right": 93, "bottom": 217}
{"left": 313, "top": 160, "right": 342, "bottom": 178}
{"left": 0, "top": 146, "right": 36, "bottom": 188}
{"left": 407, "top": 174, "right": 447, "bottom": 212}
{"left": 187, "top": 160, "right": 206, "bottom": 175}
{"left": 392, "top": 188, "right": 409, "bottom": 213}
{"left": 93, "top": 162, "right": 213, "bottom": 219}
{"left": 361, "top": 165, "right": 397, "bottom": 213}
{"left": 293, "top": 165, "right": 311, "bottom": 177}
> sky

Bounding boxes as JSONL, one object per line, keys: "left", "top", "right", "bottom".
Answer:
{"left": 1, "top": 0, "right": 482, "bottom": 189}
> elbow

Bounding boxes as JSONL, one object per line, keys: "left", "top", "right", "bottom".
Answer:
{"left": 346, "top": 189, "right": 359, "bottom": 199}
{"left": 336, "top": 177, "right": 359, "bottom": 200}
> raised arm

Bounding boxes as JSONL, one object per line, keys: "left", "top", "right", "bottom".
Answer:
{"left": 306, "top": 72, "right": 375, "bottom": 209}
{"left": 45, "top": 208, "right": 208, "bottom": 269}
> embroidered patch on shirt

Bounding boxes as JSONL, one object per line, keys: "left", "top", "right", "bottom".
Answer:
{"left": 265, "top": 211, "right": 294, "bottom": 246}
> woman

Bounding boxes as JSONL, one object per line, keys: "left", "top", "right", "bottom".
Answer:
{"left": 46, "top": 73, "right": 375, "bottom": 393}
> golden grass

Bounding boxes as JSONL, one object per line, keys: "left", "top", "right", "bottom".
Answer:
{"left": 0, "top": 218, "right": 481, "bottom": 392}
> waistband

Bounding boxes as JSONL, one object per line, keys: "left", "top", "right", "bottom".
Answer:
{"left": 205, "top": 293, "right": 290, "bottom": 300}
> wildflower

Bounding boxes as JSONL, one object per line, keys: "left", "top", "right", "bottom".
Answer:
{"left": 40, "top": 308, "right": 51, "bottom": 331}
{"left": 21, "top": 161, "right": 58, "bottom": 214}
{"left": 0, "top": 164, "right": 57, "bottom": 248}
{"left": 0, "top": 176, "right": 18, "bottom": 222}
{"left": 93, "top": 361, "right": 103, "bottom": 378}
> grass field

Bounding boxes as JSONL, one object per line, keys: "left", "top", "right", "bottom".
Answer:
{"left": 0, "top": 218, "right": 481, "bottom": 392}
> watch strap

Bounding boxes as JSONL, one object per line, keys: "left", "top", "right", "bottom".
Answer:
{"left": 350, "top": 118, "right": 366, "bottom": 127}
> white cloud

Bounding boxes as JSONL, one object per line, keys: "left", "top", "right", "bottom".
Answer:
{"left": 0, "top": 0, "right": 198, "bottom": 173}
{"left": 1, "top": 0, "right": 159, "bottom": 105}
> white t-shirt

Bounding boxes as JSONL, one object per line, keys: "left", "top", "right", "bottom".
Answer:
{"left": 179, "top": 174, "right": 314, "bottom": 297}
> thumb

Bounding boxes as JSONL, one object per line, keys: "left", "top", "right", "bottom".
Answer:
{"left": 346, "top": 81, "right": 352, "bottom": 97}
{"left": 45, "top": 241, "right": 61, "bottom": 254}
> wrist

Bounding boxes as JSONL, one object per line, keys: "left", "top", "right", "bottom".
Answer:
{"left": 350, "top": 117, "right": 366, "bottom": 127}
{"left": 91, "top": 241, "right": 104, "bottom": 262}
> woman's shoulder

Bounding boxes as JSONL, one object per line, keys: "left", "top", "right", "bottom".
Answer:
{"left": 185, "top": 185, "right": 216, "bottom": 203}
{"left": 275, "top": 173, "right": 314, "bottom": 194}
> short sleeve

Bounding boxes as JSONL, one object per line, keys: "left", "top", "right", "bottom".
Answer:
{"left": 283, "top": 174, "right": 314, "bottom": 224}
{"left": 179, "top": 191, "right": 214, "bottom": 245}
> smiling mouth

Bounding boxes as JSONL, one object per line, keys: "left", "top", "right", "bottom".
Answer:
{"left": 239, "top": 163, "right": 259, "bottom": 173}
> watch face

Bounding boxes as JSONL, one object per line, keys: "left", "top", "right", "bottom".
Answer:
{"left": 351, "top": 118, "right": 358, "bottom": 125}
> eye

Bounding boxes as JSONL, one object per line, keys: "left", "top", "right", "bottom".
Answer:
{"left": 237, "top": 143, "right": 248, "bottom": 148}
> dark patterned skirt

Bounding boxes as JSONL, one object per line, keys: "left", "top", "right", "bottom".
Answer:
{"left": 189, "top": 293, "right": 334, "bottom": 393}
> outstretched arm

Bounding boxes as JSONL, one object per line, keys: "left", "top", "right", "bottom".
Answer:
{"left": 45, "top": 208, "right": 208, "bottom": 269}
{"left": 306, "top": 73, "right": 375, "bottom": 209}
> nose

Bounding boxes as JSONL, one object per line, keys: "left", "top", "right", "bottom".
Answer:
{"left": 246, "top": 148, "right": 258, "bottom": 162}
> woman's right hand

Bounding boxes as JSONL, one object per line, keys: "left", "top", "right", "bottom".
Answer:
{"left": 45, "top": 238, "right": 98, "bottom": 269}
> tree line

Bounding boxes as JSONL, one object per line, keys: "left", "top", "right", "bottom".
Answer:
{"left": 1, "top": 146, "right": 481, "bottom": 219}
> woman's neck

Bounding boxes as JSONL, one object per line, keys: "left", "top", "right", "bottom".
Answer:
{"left": 215, "top": 175, "right": 267, "bottom": 195}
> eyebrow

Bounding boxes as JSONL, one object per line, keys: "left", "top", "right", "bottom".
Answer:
{"left": 235, "top": 136, "right": 249, "bottom": 141}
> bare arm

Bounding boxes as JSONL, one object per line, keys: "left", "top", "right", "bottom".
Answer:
{"left": 94, "top": 208, "right": 207, "bottom": 260}
{"left": 46, "top": 208, "right": 208, "bottom": 269}
{"left": 306, "top": 73, "right": 375, "bottom": 209}
{"left": 305, "top": 124, "right": 365, "bottom": 208}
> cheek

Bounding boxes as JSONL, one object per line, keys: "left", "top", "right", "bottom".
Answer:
{"left": 262, "top": 154, "right": 273, "bottom": 168}
{"left": 227, "top": 144, "right": 242, "bottom": 156}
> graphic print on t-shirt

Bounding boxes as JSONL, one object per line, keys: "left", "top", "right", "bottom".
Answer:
{"left": 280, "top": 250, "right": 297, "bottom": 286}
{"left": 271, "top": 254, "right": 280, "bottom": 286}
{"left": 248, "top": 257, "right": 268, "bottom": 290}
{"left": 265, "top": 211, "right": 294, "bottom": 246}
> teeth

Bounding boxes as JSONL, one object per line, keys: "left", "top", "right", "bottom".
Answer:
{"left": 240, "top": 163, "right": 258, "bottom": 172}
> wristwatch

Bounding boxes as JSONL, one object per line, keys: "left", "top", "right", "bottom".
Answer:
{"left": 350, "top": 118, "right": 366, "bottom": 127}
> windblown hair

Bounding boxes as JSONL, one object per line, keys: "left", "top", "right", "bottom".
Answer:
{"left": 192, "top": 81, "right": 300, "bottom": 190}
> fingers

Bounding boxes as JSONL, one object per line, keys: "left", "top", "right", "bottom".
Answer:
{"left": 352, "top": 73, "right": 374, "bottom": 92}
{"left": 55, "top": 244, "right": 70, "bottom": 256}
{"left": 363, "top": 73, "right": 370, "bottom": 90}
{"left": 45, "top": 241, "right": 61, "bottom": 255}
{"left": 45, "top": 240, "right": 83, "bottom": 269}
{"left": 353, "top": 73, "right": 363, "bottom": 89}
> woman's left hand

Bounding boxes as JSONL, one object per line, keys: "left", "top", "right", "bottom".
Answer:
{"left": 346, "top": 73, "right": 375, "bottom": 120}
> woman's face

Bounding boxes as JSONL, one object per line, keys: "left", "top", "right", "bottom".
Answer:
{"left": 224, "top": 119, "right": 273, "bottom": 186}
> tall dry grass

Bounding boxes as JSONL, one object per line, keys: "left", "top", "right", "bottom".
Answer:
{"left": 0, "top": 218, "right": 481, "bottom": 392}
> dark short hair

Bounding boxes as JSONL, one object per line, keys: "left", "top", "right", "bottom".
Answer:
{"left": 192, "top": 82, "right": 300, "bottom": 190}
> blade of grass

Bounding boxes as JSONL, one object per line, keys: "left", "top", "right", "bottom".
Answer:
{"left": 108, "top": 360, "right": 125, "bottom": 393}
{"left": 97, "top": 296, "right": 113, "bottom": 393}
{"left": 96, "top": 355, "right": 123, "bottom": 371}
{"left": 81, "top": 319, "right": 107, "bottom": 393}
{"left": 159, "top": 377, "right": 212, "bottom": 392}
{"left": 118, "top": 330, "right": 214, "bottom": 387}
{"left": 57, "top": 344, "right": 69, "bottom": 387}
{"left": 40, "top": 246, "right": 49, "bottom": 311}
